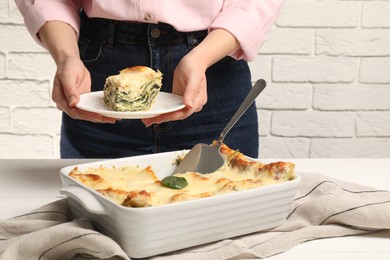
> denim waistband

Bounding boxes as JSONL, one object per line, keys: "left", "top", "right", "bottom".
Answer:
{"left": 79, "top": 10, "right": 208, "bottom": 49}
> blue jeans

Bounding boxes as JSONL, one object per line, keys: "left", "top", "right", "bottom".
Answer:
{"left": 60, "top": 11, "right": 259, "bottom": 158}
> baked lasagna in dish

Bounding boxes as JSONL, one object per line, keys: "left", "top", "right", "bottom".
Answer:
{"left": 68, "top": 143, "right": 296, "bottom": 207}
{"left": 103, "top": 66, "right": 163, "bottom": 111}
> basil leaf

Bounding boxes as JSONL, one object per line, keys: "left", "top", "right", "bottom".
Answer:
{"left": 162, "top": 176, "right": 188, "bottom": 190}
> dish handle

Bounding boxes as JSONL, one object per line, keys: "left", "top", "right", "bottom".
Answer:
{"left": 60, "top": 186, "right": 107, "bottom": 215}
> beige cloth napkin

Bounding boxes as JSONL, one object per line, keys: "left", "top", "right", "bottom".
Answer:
{"left": 150, "top": 172, "right": 390, "bottom": 260}
{"left": 1, "top": 172, "right": 390, "bottom": 260}
{"left": 0, "top": 199, "right": 129, "bottom": 260}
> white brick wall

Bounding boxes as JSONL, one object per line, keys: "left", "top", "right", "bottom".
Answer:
{"left": 255, "top": 0, "right": 390, "bottom": 158}
{"left": 1, "top": 0, "right": 390, "bottom": 158}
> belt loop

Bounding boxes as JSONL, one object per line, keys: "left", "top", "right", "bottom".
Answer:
{"left": 186, "top": 32, "right": 199, "bottom": 50}
{"left": 106, "top": 20, "right": 117, "bottom": 48}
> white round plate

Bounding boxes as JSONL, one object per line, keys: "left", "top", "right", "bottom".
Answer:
{"left": 76, "top": 91, "right": 185, "bottom": 119}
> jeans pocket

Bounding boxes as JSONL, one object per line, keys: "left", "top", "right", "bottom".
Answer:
{"left": 78, "top": 36, "right": 105, "bottom": 63}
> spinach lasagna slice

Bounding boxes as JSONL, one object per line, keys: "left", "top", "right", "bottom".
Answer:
{"left": 103, "top": 66, "right": 163, "bottom": 111}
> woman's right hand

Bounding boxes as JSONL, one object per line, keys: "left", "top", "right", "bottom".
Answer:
{"left": 52, "top": 56, "right": 116, "bottom": 123}
{"left": 38, "top": 20, "right": 116, "bottom": 123}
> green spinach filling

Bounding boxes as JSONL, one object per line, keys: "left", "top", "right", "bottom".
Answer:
{"left": 104, "top": 81, "right": 161, "bottom": 112}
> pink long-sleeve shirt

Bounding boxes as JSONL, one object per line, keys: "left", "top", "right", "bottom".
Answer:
{"left": 15, "top": 0, "right": 284, "bottom": 61}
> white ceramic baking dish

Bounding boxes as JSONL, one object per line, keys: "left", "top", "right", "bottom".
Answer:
{"left": 59, "top": 151, "right": 300, "bottom": 258}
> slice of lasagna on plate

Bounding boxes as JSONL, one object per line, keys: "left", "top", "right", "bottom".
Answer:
{"left": 103, "top": 66, "right": 162, "bottom": 111}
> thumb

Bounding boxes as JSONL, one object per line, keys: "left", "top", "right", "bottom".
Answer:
{"left": 183, "top": 77, "right": 207, "bottom": 109}
{"left": 64, "top": 79, "right": 80, "bottom": 107}
{"left": 182, "top": 78, "right": 200, "bottom": 109}
{"left": 57, "top": 69, "right": 82, "bottom": 107}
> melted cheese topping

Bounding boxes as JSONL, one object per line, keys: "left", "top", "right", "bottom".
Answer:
{"left": 69, "top": 144, "right": 296, "bottom": 207}
{"left": 110, "top": 67, "right": 162, "bottom": 93}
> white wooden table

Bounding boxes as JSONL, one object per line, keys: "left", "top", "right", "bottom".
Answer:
{"left": 1, "top": 159, "right": 390, "bottom": 259}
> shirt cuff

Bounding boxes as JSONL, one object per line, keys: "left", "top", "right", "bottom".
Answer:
{"left": 210, "top": 2, "right": 282, "bottom": 61}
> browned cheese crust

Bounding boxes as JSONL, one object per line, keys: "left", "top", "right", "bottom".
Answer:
{"left": 68, "top": 143, "right": 296, "bottom": 207}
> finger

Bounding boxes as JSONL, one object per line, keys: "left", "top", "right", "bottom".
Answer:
{"left": 53, "top": 78, "right": 115, "bottom": 123}
{"left": 183, "top": 77, "right": 207, "bottom": 110}
{"left": 68, "top": 106, "right": 117, "bottom": 123}
{"left": 57, "top": 67, "right": 84, "bottom": 107}
{"left": 52, "top": 76, "right": 70, "bottom": 111}
{"left": 182, "top": 81, "right": 198, "bottom": 109}
{"left": 142, "top": 106, "right": 199, "bottom": 127}
{"left": 78, "top": 68, "right": 91, "bottom": 94}
{"left": 142, "top": 81, "right": 207, "bottom": 127}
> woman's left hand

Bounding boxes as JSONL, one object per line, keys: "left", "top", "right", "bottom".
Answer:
{"left": 142, "top": 28, "right": 240, "bottom": 127}
{"left": 142, "top": 53, "right": 208, "bottom": 127}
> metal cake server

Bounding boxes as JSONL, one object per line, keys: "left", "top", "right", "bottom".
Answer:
{"left": 173, "top": 79, "right": 266, "bottom": 174}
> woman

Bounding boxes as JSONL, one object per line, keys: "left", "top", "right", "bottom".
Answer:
{"left": 15, "top": 1, "right": 284, "bottom": 158}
